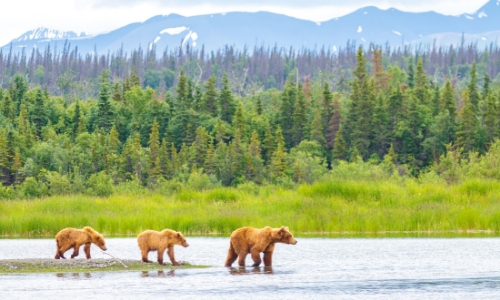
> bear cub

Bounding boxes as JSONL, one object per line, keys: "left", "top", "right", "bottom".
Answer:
{"left": 54, "top": 227, "right": 107, "bottom": 259}
{"left": 137, "top": 229, "right": 189, "bottom": 265}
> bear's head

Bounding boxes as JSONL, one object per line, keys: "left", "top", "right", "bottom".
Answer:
{"left": 272, "top": 226, "right": 297, "bottom": 245}
{"left": 93, "top": 233, "right": 107, "bottom": 251}
{"left": 174, "top": 232, "right": 189, "bottom": 247}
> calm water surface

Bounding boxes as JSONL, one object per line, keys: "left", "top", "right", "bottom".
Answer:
{"left": 1, "top": 238, "right": 500, "bottom": 299}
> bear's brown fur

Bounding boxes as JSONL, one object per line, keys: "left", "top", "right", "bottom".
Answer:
{"left": 54, "top": 227, "right": 107, "bottom": 259}
{"left": 137, "top": 229, "right": 189, "bottom": 265}
{"left": 224, "top": 226, "right": 297, "bottom": 267}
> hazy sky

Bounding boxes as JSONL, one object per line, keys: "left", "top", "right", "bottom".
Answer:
{"left": 0, "top": 0, "right": 490, "bottom": 46}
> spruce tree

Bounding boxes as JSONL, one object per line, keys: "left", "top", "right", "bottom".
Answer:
{"left": 332, "top": 125, "right": 348, "bottom": 161}
{"left": 325, "top": 97, "right": 341, "bottom": 150}
{"left": 96, "top": 70, "right": 114, "bottom": 132}
{"left": 468, "top": 62, "right": 480, "bottom": 112}
{"left": 279, "top": 79, "right": 296, "bottom": 149}
{"left": 32, "top": 89, "right": 46, "bottom": 138}
{"left": 310, "top": 109, "right": 327, "bottom": 148}
{"left": 407, "top": 56, "right": 415, "bottom": 89}
{"left": 202, "top": 76, "right": 218, "bottom": 117}
{"left": 219, "top": 73, "right": 236, "bottom": 124}
{"left": 291, "top": 87, "right": 307, "bottom": 146}
{"left": 148, "top": 120, "right": 161, "bottom": 183}
{"left": 484, "top": 92, "right": 498, "bottom": 144}
{"left": 233, "top": 102, "right": 245, "bottom": 137}
{"left": 262, "top": 125, "right": 275, "bottom": 163}
{"left": 456, "top": 90, "right": 479, "bottom": 156}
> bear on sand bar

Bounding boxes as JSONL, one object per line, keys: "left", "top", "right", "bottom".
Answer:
{"left": 54, "top": 227, "right": 107, "bottom": 259}
{"left": 224, "top": 226, "right": 297, "bottom": 267}
{"left": 137, "top": 229, "right": 189, "bottom": 265}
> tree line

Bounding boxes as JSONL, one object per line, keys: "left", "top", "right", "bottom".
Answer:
{"left": 1, "top": 38, "right": 500, "bottom": 99}
{"left": 0, "top": 44, "right": 500, "bottom": 197}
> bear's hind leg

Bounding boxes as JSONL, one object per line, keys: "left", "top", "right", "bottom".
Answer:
{"left": 224, "top": 242, "right": 238, "bottom": 267}
{"left": 71, "top": 244, "right": 81, "bottom": 258}
{"left": 58, "top": 243, "right": 72, "bottom": 259}
{"left": 237, "top": 251, "right": 248, "bottom": 267}
{"left": 141, "top": 248, "right": 151, "bottom": 263}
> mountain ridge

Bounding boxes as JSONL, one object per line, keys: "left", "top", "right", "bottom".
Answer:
{"left": 2, "top": 0, "right": 500, "bottom": 54}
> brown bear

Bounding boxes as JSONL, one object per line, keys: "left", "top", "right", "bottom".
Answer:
{"left": 137, "top": 229, "right": 189, "bottom": 266}
{"left": 224, "top": 226, "right": 297, "bottom": 267}
{"left": 54, "top": 227, "right": 107, "bottom": 259}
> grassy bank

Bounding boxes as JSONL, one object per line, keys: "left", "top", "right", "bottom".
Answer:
{"left": 0, "top": 259, "right": 205, "bottom": 274}
{"left": 1, "top": 178, "right": 500, "bottom": 237}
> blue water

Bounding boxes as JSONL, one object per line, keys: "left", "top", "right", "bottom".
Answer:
{"left": 1, "top": 238, "right": 500, "bottom": 299}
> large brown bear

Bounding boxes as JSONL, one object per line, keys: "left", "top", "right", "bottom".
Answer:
{"left": 54, "top": 227, "right": 107, "bottom": 259}
{"left": 137, "top": 229, "right": 189, "bottom": 265}
{"left": 224, "top": 226, "right": 297, "bottom": 267}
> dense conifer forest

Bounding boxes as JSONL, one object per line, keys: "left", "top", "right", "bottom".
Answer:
{"left": 1, "top": 41, "right": 500, "bottom": 198}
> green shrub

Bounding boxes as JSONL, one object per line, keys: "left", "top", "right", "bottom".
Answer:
{"left": 86, "top": 172, "right": 113, "bottom": 197}
{"left": 205, "top": 188, "right": 239, "bottom": 202}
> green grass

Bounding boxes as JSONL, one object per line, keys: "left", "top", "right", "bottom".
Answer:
{"left": 2, "top": 178, "right": 500, "bottom": 237}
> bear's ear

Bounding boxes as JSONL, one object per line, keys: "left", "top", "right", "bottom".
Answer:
{"left": 280, "top": 226, "right": 287, "bottom": 232}
{"left": 176, "top": 232, "right": 181, "bottom": 238}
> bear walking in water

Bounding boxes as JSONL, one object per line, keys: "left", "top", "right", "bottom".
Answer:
{"left": 54, "top": 227, "right": 107, "bottom": 259}
{"left": 137, "top": 229, "right": 189, "bottom": 265}
{"left": 225, "top": 226, "right": 297, "bottom": 267}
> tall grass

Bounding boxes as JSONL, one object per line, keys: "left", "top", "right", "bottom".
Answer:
{"left": 2, "top": 178, "right": 500, "bottom": 237}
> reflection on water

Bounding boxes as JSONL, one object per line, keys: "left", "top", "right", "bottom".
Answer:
{"left": 141, "top": 270, "right": 176, "bottom": 278}
{"left": 2, "top": 238, "right": 500, "bottom": 299}
{"left": 228, "top": 266, "right": 274, "bottom": 275}
{"left": 55, "top": 272, "right": 92, "bottom": 279}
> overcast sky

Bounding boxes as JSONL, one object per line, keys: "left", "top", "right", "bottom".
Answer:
{"left": 0, "top": 0, "right": 490, "bottom": 46}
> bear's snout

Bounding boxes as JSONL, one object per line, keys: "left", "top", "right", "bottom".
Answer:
{"left": 183, "top": 243, "right": 189, "bottom": 247}
{"left": 101, "top": 246, "right": 107, "bottom": 251}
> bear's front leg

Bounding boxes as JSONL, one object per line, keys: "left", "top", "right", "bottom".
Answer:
{"left": 84, "top": 243, "right": 91, "bottom": 259}
{"left": 71, "top": 244, "right": 81, "bottom": 258}
{"left": 168, "top": 245, "right": 179, "bottom": 266}
{"left": 263, "top": 243, "right": 275, "bottom": 267}
{"left": 250, "top": 249, "right": 262, "bottom": 267}
{"left": 157, "top": 246, "right": 166, "bottom": 265}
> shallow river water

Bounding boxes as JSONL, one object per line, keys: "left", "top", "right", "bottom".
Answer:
{"left": 1, "top": 238, "right": 500, "bottom": 299}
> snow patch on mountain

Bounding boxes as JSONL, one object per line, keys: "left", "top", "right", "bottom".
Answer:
{"left": 465, "top": 15, "right": 474, "bottom": 20}
{"left": 478, "top": 11, "right": 487, "bottom": 18}
{"left": 160, "top": 27, "right": 188, "bottom": 35}
{"left": 393, "top": 30, "right": 402, "bottom": 36}
{"left": 15, "top": 27, "right": 88, "bottom": 42}
{"left": 153, "top": 36, "right": 161, "bottom": 44}
{"left": 357, "top": 26, "right": 362, "bottom": 33}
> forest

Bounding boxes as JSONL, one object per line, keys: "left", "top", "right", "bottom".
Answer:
{"left": 1, "top": 41, "right": 500, "bottom": 200}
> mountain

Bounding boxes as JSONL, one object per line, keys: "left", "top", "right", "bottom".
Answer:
{"left": 2, "top": 0, "right": 500, "bottom": 55}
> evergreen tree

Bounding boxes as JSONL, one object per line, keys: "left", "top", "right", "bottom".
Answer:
{"left": 325, "top": 97, "right": 341, "bottom": 150}
{"left": 176, "top": 69, "right": 188, "bottom": 109}
{"left": 32, "top": 89, "right": 47, "bottom": 137}
{"left": 1, "top": 93, "right": 14, "bottom": 122}
{"left": 441, "top": 77, "right": 456, "bottom": 121}
{"left": 322, "top": 82, "right": 333, "bottom": 126}
{"left": 407, "top": 56, "right": 415, "bottom": 89}
{"left": 414, "top": 58, "right": 428, "bottom": 104}
{"left": 148, "top": 120, "right": 161, "bottom": 183}
{"left": 482, "top": 73, "right": 491, "bottom": 101}
{"left": 262, "top": 125, "right": 275, "bottom": 163}
{"left": 310, "top": 109, "right": 327, "bottom": 148}
{"left": 291, "top": 86, "right": 307, "bottom": 146}
{"left": 219, "top": 73, "right": 236, "bottom": 124}
{"left": 371, "top": 95, "right": 390, "bottom": 158}
{"left": 192, "top": 126, "right": 210, "bottom": 169}
{"left": 18, "top": 104, "right": 34, "bottom": 150}
{"left": 332, "top": 125, "right": 348, "bottom": 161}
{"left": 431, "top": 84, "right": 441, "bottom": 116}
{"left": 233, "top": 102, "right": 246, "bottom": 137}
{"left": 202, "top": 76, "right": 218, "bottom": 117}
{"left": 484, "top": 92, "right": 498, "bottom": 144}
{"left": 279, "top": 78, "right": 296, "bottom": 148}
{"left": 96, "top": 70, "right": 114, "bottom": 132}
{"left": 347, "top": 47, "right": 375, "bottom": 158}
{"left": 204, "top": 140, "right": 215, "bottom": 175}
{"left": 456, "top": 90, "right": 479, "bottom": 156}
{"left": 269, "top": 126, "right": 286, "bottom": 180}
{"left": 468, "top": 62, "right": 480, "bottom": 112}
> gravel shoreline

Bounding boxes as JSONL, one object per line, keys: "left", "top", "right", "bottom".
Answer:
{"left": 0, "top": 258, "right": 202, "bottom": 274}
